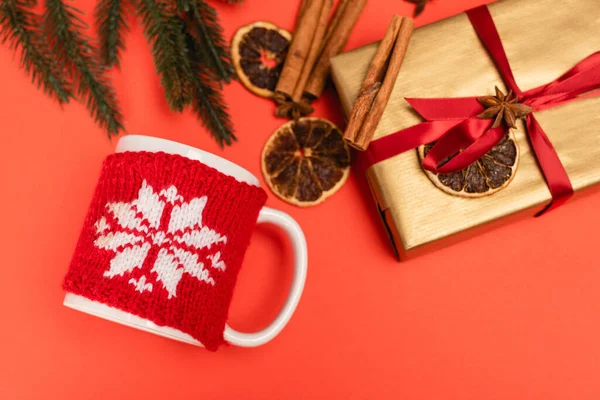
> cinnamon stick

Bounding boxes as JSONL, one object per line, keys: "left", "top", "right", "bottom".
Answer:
{"left": 275, "top": 0, "right": 326, "bottom": 99}
{"left": 292, "top": 0, "right": 334, "bottom": 101}
{"left": 321, "top": 0, "right": 349, "bottom": 52}
{"left": 344, "top": 15, "right": 404, "bottom": 149}
{"left": 303, "top": 0, "right": 367, "bottom": 100}
{"left": 296, "top": 0, "right": 308, "bottom": 26}
{"left": 344, "top": 16, "right": 414, "bottom": 151}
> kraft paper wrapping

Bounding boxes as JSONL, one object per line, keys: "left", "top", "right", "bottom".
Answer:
{"left": 330, "top": 0, "right": 600, "bottom": 258}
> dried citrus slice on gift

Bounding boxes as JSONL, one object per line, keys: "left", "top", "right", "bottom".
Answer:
{"left": 231, "top": 21, "right": 292, "bottom": 98}
{"left": 262, "top": 118, "right": 351, "bottom": 207}
{"left": 417, "top": 132, "right": 519, "bottom": 197}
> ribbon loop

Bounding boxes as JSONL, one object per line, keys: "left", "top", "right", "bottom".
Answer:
{"left": 435, "top": 125, "right": 506, "bottom": 175}
{"left": 422, "top": 117, "right": 491, "bottom": 173}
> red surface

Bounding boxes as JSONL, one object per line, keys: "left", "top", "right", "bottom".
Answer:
{"left": 1, "top": 0, "right": 600, "bottom": 398}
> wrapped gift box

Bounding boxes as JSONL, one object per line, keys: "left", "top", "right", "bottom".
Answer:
{"left": 330, "top": 0, "right": 600, "bottom": 259}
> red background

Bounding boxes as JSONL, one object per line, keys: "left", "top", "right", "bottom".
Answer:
{"left": 1, "top": 0, "right": 599, "bottom": 399}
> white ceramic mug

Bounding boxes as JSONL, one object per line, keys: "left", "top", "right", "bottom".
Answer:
{"left": 63, "top": 135, "right": 308, "bottom": 348}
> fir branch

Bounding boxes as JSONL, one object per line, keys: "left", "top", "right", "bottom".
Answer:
{"left": 95, "top": 0, "right": 130, "bottom": 68}
{"left": 0, "top": 0, "right": 72, "bottom": 104}
{"left": 175, "top": 0, "right": 192, "bottom": 11}
{"left": 185, "top": 31, "right": 235, "bottom": 146}
{"left": 135, "top": 0, "right": 194, "bottom": 111}
{"left": 43, "top": 0, "right": 123, "bottom": 136}
{"left": 136, "top": 1, "right": 234, "bottom": 145}
{"left": 179, "top": 0, "right": 234, "bottom": 83}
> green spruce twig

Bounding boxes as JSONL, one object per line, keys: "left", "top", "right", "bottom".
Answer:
{"left": 95, "top": 0, "right": 130, "bottom": 68}
{"left": 0, "top": 0, "right": 236, "bottom": 145}
{"left": 0, "top": 0, "right": 72, "bottom": 104}
{"left": 179, "top": 0, "right": 234, "bottom": 83}
{"left": 185, "top": 31, "right": 236, "bottom": 146}
{"left": 135, "top": 0, "right": 193, "bottom": 112}
{"left": 43, "top": 0, "right": 123, "bottom": 136}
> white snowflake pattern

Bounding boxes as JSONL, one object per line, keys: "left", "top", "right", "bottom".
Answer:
{"left": 93, "top": 180, "right": 227, "bottom": 299}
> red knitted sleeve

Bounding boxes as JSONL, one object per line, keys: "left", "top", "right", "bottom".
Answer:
{"left": 63, "top": 151, "right": 267, "bottom": 351}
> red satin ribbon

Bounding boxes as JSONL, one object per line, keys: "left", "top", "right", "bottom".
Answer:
{"left": 365, "top": 5, "right": 600, "bottom": 215}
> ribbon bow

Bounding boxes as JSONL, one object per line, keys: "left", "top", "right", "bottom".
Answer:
{"left": 366, "top": 6, "right": 600, "bottom": 215}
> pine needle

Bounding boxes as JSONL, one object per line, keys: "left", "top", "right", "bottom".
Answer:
{"left": 95, "top": 0, "right": 130, "bottom": 68}
{"left": 185, "top": 31, "right": 236, "bottom": 146}
{"left": 135, "top": 0, "right": 194, "bottom": 112}
{"left": 180, "top": 0, "right": 234, "bottom": 83}
{"left": 43, "top": 0, "right": 123, "bottom": 136}
{"left": 190, "top": 69, "right": 236, "bottom": 147}
{"left": 0, "top": 0, "right": 72, "bottom": 104}
{"left": 175, "top": 0, "right": 192, "bottom": 11}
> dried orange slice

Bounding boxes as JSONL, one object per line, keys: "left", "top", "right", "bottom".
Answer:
{"left": 418, "top": 132, "right": 519, "bottom": 197}
{"left": 231, "top": 21, "right": 292, "bottom": 98}
{"left": 262, "top": 118, "right": 351, "bottom": 207}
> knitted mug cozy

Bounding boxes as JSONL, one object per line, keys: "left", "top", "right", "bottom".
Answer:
{"left": 63, "top": 151, "right": 267, "bottom": 351}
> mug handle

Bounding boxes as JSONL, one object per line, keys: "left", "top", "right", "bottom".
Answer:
{"left": 223, "top": 207, "right": 308, "bottom": 347}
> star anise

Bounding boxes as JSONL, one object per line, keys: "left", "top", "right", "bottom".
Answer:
{"left": 477, "top": 86, "right": 533, "bottom": 129}
{"left": 404, "top": 0, "right": 430, "bottom": 17}
{"left": 275, "top": 99, "right": 314, "bottom": 121}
